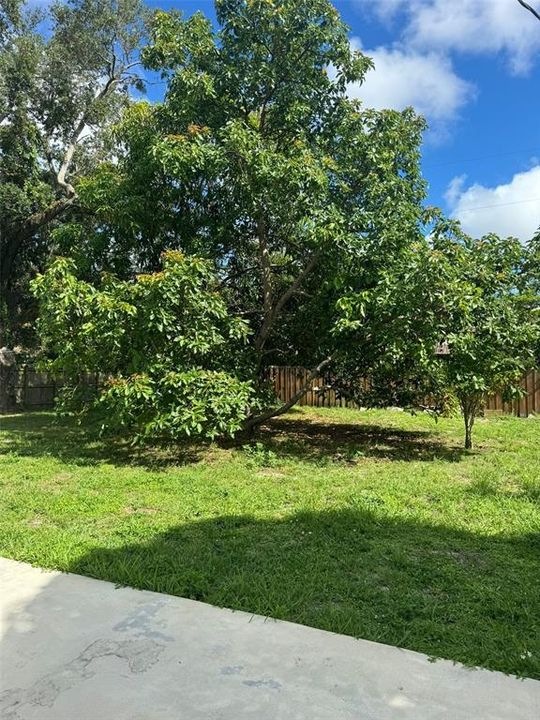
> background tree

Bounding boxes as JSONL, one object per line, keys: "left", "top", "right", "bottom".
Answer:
{"left": 428, "top": 221, "right": 537, "bottom": 449}
{"left": 525, "top": 228, "right": 540, "bottom": 361}
{"left": 333, "top": 214, "right": 539, "bottom": 449}
{"left": 0, "top": 0, "right": 147, "bottom": 345}
{"left": 0, "top": 0, "right": 23, "bottom": 41}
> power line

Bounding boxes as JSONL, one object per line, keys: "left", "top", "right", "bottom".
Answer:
{"left": 423, "top": 148, "right": 540, "bottom": 169}
{"left": 457, "top": 197, "right": 540, "bottom": 213}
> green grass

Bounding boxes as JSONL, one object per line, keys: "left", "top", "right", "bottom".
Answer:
{"left": 1, "top": 407, "right": 539, "bottom": 678}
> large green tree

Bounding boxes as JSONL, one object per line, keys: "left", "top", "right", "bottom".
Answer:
{"left": 30, "top": 1, "right": 538, "bottom": 443}
{"left": 0, "top": 0, "right": 146, "bottom": 344}
{"left": 57, "top": 0, "right": 427, "bottom": 428}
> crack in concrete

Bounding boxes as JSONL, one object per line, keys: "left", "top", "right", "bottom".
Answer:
{"left": 243, "top": 678, "right": 282, "bottom": 690}
{"left": 0, "top": 638, "right": 164, "bottom": 719}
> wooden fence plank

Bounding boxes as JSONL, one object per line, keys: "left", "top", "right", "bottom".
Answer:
{"left": 270, "top": 366, "right": 539, "bottom": 417}
{"left": 6, "top": 366, "right": 539, "bottom": 417}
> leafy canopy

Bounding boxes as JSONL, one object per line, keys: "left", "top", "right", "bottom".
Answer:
{"left": 26, "top": 0, "right": 539, "bottom": 444}
{"left": 0, "top": 0, "right": 147, "bottom": 344}
{"left": 56, "top": 0, "right": 427, "bottom": 423}
{"left": 31, "top": 252, "right": 254, "bottom": 439}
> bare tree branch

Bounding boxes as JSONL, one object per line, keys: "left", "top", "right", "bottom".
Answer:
{"left": 517, "top": 0, "right": 540, "bottom": 22}
{"left": 244, "top": 354, "right": 335, "bottom": 429}
{"left": 55, "top": 66, "right": 129, "bottom": 195}
{"left": 271, "top": 252, "right": 319, "bottom": 321}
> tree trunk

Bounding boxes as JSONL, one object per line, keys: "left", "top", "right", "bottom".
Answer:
{"left": 254, "top": 212, "right": 273, "bottom": 358}
{"left": 253, "top": 212, "right": 319, "bottom": 367}
{"left": 464, "top": 416, "right": 473, "bottom": 450}
{"left": 0, "top": 348, "right": 18, "bottom": 414}
{"left": 460, "top": 395, "right": 479, "bottom": 450}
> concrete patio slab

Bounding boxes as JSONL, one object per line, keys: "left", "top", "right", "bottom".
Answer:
{"left": 1, "top": 557, "right": 538, "bottom": 720}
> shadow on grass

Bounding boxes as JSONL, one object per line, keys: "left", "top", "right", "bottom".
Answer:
{"left": 0, "top": 413, "right": 204, "bottom": 469}
{"left": 254, "top": 415, "right": 467, "bottom": 464}
{"left": 67, "top": 508, "right": 540, "bottom": 679}
{"left": 0, "top": 411, "right": 467, "bottom": 469}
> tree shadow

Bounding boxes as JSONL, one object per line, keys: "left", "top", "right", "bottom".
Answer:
{"left": 252, "top": 415, "right": 467, "bottom": 463}
{"left": 66, "top": 508, "right": 540, "bottom": 679}
{"left": 1, "top": 410, "right": 467, "bottom": 470}
{"left": 0, "top": 413, "right": 204, "bottom": 470}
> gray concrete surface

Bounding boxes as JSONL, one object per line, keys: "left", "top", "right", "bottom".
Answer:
{"left": 1, "top": 557, "right": 538, "bottom": 720}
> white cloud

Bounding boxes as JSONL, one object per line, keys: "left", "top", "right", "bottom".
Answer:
{"left": 362, "top": 0, "right": 407, "bottom": 21}
{"left": 445, "top": 166, "right": 540, "bottom": 241}
{"left": 444, "top": 174, "right": 467, "bottom": 206}
{"left": 363, "top": 0, "right": 540, "bottom": 74}
{"left": 348, "top": 40, "right": 475, "bottom": 131}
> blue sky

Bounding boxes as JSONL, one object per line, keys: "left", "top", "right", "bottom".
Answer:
{"left": 146, "top": 0, "right": 540, "bottom": 242}
{"left": 343, "top": 0, "right": 540, "bottom": 243}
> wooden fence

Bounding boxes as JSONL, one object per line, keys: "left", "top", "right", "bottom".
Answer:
{"left": 13, "top": 369, "right": 58, "bottom": 410}
{"left": 6, "top": 366, "right": 540, "bottom": 417}
{"left": 10, "top": 369, "right": 99, "bottom": 411}
{"left": 484, "top": 369, "right": 540, "bottom": 417}
{"left": 270, "top": 366, "right": 540, "bottom": 418}
{"left": 269, "top": 366, "right": 360, "bottom": 409}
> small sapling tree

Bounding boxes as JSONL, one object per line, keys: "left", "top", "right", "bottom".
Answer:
{"left": 431, "top": 222, "right": 538, "bottom": 449}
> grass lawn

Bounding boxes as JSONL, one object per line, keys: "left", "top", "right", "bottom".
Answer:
{"left": 0, "top": 407, "right": 539, "bottom": 678}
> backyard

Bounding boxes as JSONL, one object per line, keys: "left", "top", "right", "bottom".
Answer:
{"left": 0, "top": 406, "right": 538, "bottom": 680}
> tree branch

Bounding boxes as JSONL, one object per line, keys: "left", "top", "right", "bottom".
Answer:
{"left": 244, "top": 354, "right": 335, "bottom": 429}
{"left": 254, "top": 251, "right": 320, "bottom": 354}
{"left": 217, "top": 264, "right": 259, "bottom": 290}
{"left": 517, "top": 0, "right": 540, "bottom": 21}
{"left": 55, "top": 67, "right": 126, "bottom": 195}
{"left": 272, "top": 252, "right": 320, "bottom": 320}
{"left": 255, "top": 211, "right": 273, "bottom": 353}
